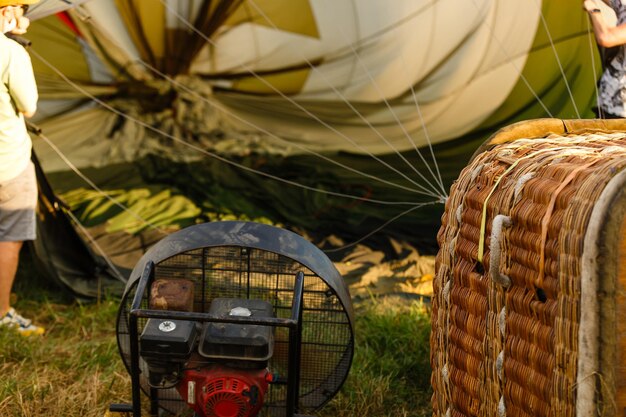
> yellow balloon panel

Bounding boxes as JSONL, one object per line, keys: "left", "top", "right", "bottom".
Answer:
{"left": 114, "top": 0, "right": 166, "bottom": 65}
{"left": 28, "top": 15, "right": 92, "bottom": 83}
{"left": 226, "top": 0, "right": 320, "bottom": 39}
{"left": 231, "top": 67, "right": 313, "bottom": 95}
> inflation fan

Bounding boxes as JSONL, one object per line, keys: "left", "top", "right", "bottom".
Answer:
{"left": 111, "top": 221, "right": 354, "bottom": 417}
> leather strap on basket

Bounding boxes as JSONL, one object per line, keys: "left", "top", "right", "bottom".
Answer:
{"left": 535, "top": 159, "right": 600, "bottom": 289}
{"left": 477, "top": 148, "right": 558, "bottom": 264}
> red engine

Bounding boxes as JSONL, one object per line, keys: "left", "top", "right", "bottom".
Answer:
{"left": 139, "top": 298, "right": 276, "bottom": 416}
{"left": 178, "top": 365, "right": 271, "bottom": 417}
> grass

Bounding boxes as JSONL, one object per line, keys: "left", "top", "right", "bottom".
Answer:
{"left": 0, "top": 250, "right": 433, "bottom": 417}
{"left": 0, "top": 298, "right": 128, "bottom": 416}
{"left": 319, "top": 297, "right": 432, "bottom": 417}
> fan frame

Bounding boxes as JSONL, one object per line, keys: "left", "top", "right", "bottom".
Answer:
{"left": 127, "top": 262, "right": 307, "bottom": 417}
{"left": 112, "top": 221, "right": 355, "bottom": 417}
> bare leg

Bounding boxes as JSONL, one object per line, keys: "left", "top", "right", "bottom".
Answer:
{"left": 0, "top": 241, "right": 23, "bottom": 316}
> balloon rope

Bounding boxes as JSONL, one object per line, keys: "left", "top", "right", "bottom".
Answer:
{"left": 138, "top": 58, "right": 444, "bottom": 200}
{"left": 585, "top": 17, "right": 601, "bottom": 114}
{"left": 31, "top": 48, "right": 434, "bottom": 206}
{"left": 400, "top": 54, "right": 448, "bottom": 198}
{"left": 533, "top": 0, "right": 581, "bottom": 118}
{"left": 62, "top": 207, "right": 128, "bottom": 283}
{"left": 71, "top": 7, "right": 444, "bottom": 199}
{"left": 34, "top": 51, "right": 444, "bottom": 254}
{"left": 320, "top": 0, "right": 449, "bottom": 195}
{"left": 34, "top": 81, "right": 439, "bottom": 278}
{"left": 158, "top": 0, "right": 447, "bottom": 200}
{"left": 36, "top": 132, "right": 169, "bottom": 236}
{"left": 469, "top": 0, "right": 553, "bottom": 118}
{"left": 323, "top": 202, "right": 440, "bottom": 253}
{"left": 247, "top": 0, "right": 448, "bottom": 197}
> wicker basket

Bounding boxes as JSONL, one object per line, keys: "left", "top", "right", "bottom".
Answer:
{"left": 431, "top": 119, "right": 626, "bottom": 417}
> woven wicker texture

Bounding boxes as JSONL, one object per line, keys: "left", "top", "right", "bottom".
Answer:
{"left": 617, "top": 216, "right": 626, "bottom": 413}
{"left": 431, "top": 129, "right": 626, "bottom": 417}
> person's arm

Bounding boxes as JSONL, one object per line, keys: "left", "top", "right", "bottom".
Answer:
{"left": 585, "top": 0, "right": 626, "bottom": 47}
{"left": 7, "top": 43, "right": 37, "bottom": 118}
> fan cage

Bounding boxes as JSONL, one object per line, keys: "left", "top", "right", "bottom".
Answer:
{"left": 117, "top": 244, "right": 353, "bottom": 417}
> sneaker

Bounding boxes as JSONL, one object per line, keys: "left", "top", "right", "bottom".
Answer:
{"left": 0, "top": 308, "right": 45, "bottom": 336}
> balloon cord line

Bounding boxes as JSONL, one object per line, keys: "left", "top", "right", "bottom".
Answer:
{"left": 533, "top": 0, "right": 581, "bottom": 118}
{"left": 401, "top": 53, "right": 447, "bottom": 197}
{"left": 135, "top": 59, "right": 440, "bottom": 199}
{"left": 315, "top": 0, "right": 447, "bottom": 195}
{"left": 323, "top": 202, "right": 439, "bottom": 253}
{"left": 37, "top": 101, "right": 441, "bottom": 263}
{"left": 77, "top": 22, "right": 443, "bottom": 199}
{"left": 40, "top": 113, "right": 438, "bottom": 261}
{"left": 585, "top": 17, "right": 601, "bottom": 114}
{"left": 469, "top": 0, "right": 553, "bottom": 118}
{"left": 34, "top": 85, "right": 437, "bottom": 276}
{"left": 62, "top": 206, "right": 129, "bottom": 283}
{"left": 30, "top": 48, "right": 439, "bottom": 206}
{"left": 30, "top": 2, "right": 586, "bottom": 254}
{"left": 158, "top": 0, "right": 447, "bottom": 200}
{"left": 247, "top": 0, "right": 448, "bottom": 197}
{"left": 36, "top": 132, "right": 169, "bottom": 236}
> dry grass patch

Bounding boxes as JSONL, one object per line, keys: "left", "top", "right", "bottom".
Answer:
{"left": 0, "top": 298, "right": 132, "bottom": 417}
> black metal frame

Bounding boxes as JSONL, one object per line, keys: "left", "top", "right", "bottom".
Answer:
{"left": 113, "top": 261, "right": 312, "bottom": 417}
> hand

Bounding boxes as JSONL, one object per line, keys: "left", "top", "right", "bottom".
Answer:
{"left": 10, "top": 16, "right": 30, "bottom": 35}
{"left": 583, "top": 0, "right": 598, "bottom": 12}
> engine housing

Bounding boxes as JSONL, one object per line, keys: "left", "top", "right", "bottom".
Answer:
{"left": 179, "top": 366, "right": 270, "bottom": 417}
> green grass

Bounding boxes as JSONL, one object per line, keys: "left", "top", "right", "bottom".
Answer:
{"left": 319, "top": 297, "right": 432, "bottom": 417}
{"left": 1, "top": 251, "right": 433, "bottom": 417}
{"left": 0, "top": 297, "right": 128, "bottom": 416}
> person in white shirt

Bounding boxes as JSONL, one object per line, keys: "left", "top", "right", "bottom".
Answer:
{"left": 0, "top": 0, "right": 44, "bottom": 336}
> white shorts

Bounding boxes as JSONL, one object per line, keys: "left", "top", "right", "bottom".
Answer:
{"left": 0, "top": 161, "right": 37, "bottom": 241}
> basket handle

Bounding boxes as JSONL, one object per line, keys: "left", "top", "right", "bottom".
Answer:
{"left": 489, "top": 215, "right": 512, "bottom": 288}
